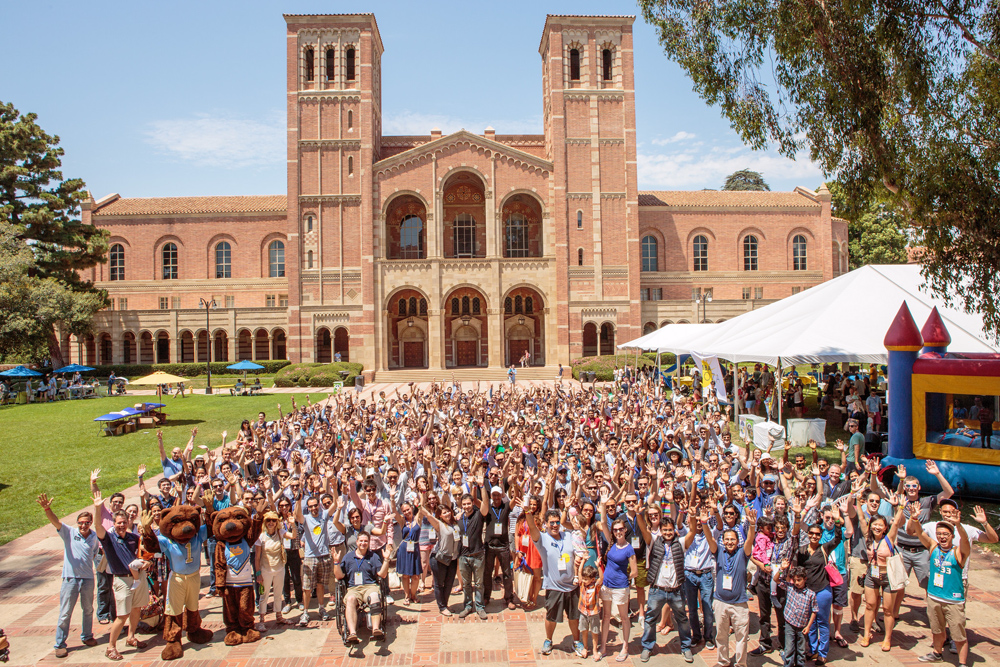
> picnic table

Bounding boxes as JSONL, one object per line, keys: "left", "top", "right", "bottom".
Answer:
{"left": 95, "top": 403, "right": 168, "bottom": 436}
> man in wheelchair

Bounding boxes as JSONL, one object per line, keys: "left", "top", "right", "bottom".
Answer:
{"left": 332, "top": 531, "right": 391, "bottom": 645}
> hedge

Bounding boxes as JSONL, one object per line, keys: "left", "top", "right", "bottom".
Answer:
{"left": 570, "top": 355, "right": 655, "bottom": 382}
{"left": 75, "top": 361, "right": 291, "bottom": 379}
{"left": 273, "top": 362, "right": 364, "bottom": 387}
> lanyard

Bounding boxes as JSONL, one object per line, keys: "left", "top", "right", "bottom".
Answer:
{"left": 463, "top": 515, "right": 469, "bottom": 534}
{"left": 718, "top": 549, "right": 740, "bottom": 576}
{"left": 624, "top": 514, "right": 638, "bottom": 538}
{"left": 492, "top": 506, "right": 504, "bottom": 523}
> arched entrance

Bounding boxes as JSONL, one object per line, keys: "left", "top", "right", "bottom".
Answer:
{"left": 139, "top": 332, "right": 154, "bottom": 365}
{"left": 316, "top": 328, "right": 332, "bottom": 363}
{"left": 155, "top": 332, "right": 170, "bottom": 364}
{"left": 599, "top": 322, "right": 615, "bottom": 356}
{"left": 582, "top": 323, "right": 598, "bottom": 357}
{"left": 213, "top": 330, "right": 229, "bottom": 362}
{"left": 237, "top": 329, "right": 253, "bottom": 360}
{"left": 388, "top": 288, "right": 428, "bottom": 369}
{"left": 122, "top": 332, "right": 136, "bottom": 364}
{"left": 179, "top": 331, "right": 194, "bottom": 363}
{"left": 444, "top": 287, "right": 487, "bottom": 368}
{"left": 333, "top": 327, "right": 350, "bottom": 362}
{"left": 271, "top": 329, "right": 287, "bottom": 360}
{"left": 503, "top": 286, "right": 545, "bottom": 366}
{"left": 643, "top": 322, "right": 657, "bottom": 335}
{"left": 197, "top": 331, "right": 210, "bottom": 362}
{"left": 254, "top": 329, "right": 270, "bottom": 361}
{"left": 99, "top": 333, "right": 113, "bottom": 365}
{"left": 83, "top": 334, "right": 96, "bottom": 366}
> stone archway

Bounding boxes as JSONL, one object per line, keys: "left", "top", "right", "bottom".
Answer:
{"left": 387, "top": 288, "right": 429, "bottom": 369}
{"left": 399, "top": 322, "right": 427, "bottom": 368}
{"left": 503, "top": 286, "right": 545, "bottom": 366}
{"left": 444, "top": 286, "right": 488, "bottom": 368}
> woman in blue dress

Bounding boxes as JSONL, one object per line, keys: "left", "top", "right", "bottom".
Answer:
{"left": 393, "top": 501, "right": 422, "bottom": 605}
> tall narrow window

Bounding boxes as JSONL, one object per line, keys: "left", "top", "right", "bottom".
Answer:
{"left": 525, "top": 297, "right": 533, "bottom": 314}
{"left": 345, "top": 47, "right": 356, "bottom": 82}
{"left": 400, "top": 215, "right": 424, "bottom": 259}
{"left": 215, "top": 241, "right": 231, "bottom": 279}
{"left": 419, "top": 298, "right": 427, "bottom": 315}
{"left": 641, "top": 235, "right": 658, "bottom": 272}
{"left": 504, "top": 297, "right": 513, "bottom": 314}
{"left": 348, "top": 156, "right": 354, "bottom": 176}
{"left": 602, "top": 48, "right": 612, "bottom": 80}
{"left": 268, "top": 240, "right": 285, "bottom": 278}
{"left": 578, "top": 248, "right": 584, "bottom": 266}
{"left": 743, "top": 235, "right": 759, "bottom": 271}
{"left": 472, "top": 297, "right": 481, "bottom": 314}
{"left": 454, "top": 213, "right": 475, "bottom": 257}
{"left": 326, "top": 48, "right": 335, "bottom": 81}
{"left": 162, "top": 242, "right": 177, "bottom": 280}
{"left": 577, "top": 210, "right": 583, "bottom": 229}
{"left": 347, "top": 109, "right": 353, "bottom": 130}
{"left": 398, "top": 298, "right": 407, "bottom": 316}
{"left": 109, "top": 243, "right": 125, "bottom": 281}
{"left": 451, "top": 298, "right": 460, "bottom": 316}
{"left": 409, "top": 297, "right": 417, "bottom": 315}
{"left": 505, "top": 213, "right": 528, "bottom": 258}
{"left": 793, "top": 234, "right": 808, "bottom": 270}
{"left": 693, "top": 234, "right": 708, "bottom": 271}
{"left": 305, "top": 215, "right": 314, "bottom": 232}
{"left": 515, "top": 295, "right": 523, "bottom": 314}
{"left": 462, "top": 295, "right": 470, "bottom": 314}
{"left": 569, "top": 48, "right": 581, "bottom": 81}
{"left": 307, "top": 250, "right": 314, "bottom": 269}
{"left": 304, "top": 47, "right": 314, "bottom": 82}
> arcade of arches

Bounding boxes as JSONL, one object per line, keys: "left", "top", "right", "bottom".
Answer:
{"left": 61, "top": 328, "right": 289, "bottom": 366}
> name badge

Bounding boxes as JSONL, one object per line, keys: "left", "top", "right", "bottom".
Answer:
{"left": 558, "top": 553, "right": 570, "bottom": 572}
{"left": 462, "top": 535, "right": 469, "bottom": 547}
{"left": 494, "top": 522, "right": 503, "bottom": 534}
{"left": 933, "top": 572, "right": 944, "bottom": 589}
{"left": 870, "top": 564, "right": 879, "bottom": 578}
{"left": 522, "top": 535, "right": 531, "bottom": 547}
{"left": 631, "top": 537, "right": 640, "bottom": 549}
{"left": 353, "top": 571, "right": 363, "bottom": 586}
{"left": 722, "top": 574, "right": 734, "bottom": 591}
{"left": 428, "top": 528, "right": 436, "bottom": 540}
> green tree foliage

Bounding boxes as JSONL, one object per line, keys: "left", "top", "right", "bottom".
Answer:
{"left": 828, "top": 182, "right": 910, "bottom": 269}
{"left": 722, "top": 169, "right": 770, "bottom": 191}
{"left": 0, "top": 101, "right": 108, "bottom": 364}
{"left": 639, "top": 0, "right": 1000, "bottom": 338}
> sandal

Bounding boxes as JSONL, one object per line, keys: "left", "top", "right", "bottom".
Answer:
{"left": 372, "top": 628, "right": 385, "bottom": 641}
{"left": 105, "top": 648, "right": 123, "bottom": 661}
{"left": 859, "top": 635, "right": 871, "bottom": 648}
{"left": 125, "top": 638, "right": 147, "bottom": 649}
{"left": 616, "top": 651, "right": 629, "bottom": 662}
{"left": 834, "top": 637, "right": 849, "bottom": 648}
{"left": 346, "top": 633, "right": 360, "bottom": 645}
{"left": 881, "top": 642, "right": 892, "bottom": 652}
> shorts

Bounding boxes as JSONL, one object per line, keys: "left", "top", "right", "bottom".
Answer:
{"left": 849, "top": 557, "right": 867, "bottom": 596}
{"left": 164, "top": 571, "right": 200, "bottom": 616}
{"left": 112, "top": 575, "right": 149, "bottom": 617}
{"left": 600, "top": 586, "right": 630, "bottom": 607}
{"left": 345, "top": 583, "right": 380, "bottom": 604}
{"left": 544, "top": 588, "right": 581, "bottom": 623}
{"left": 302, "top": 555, "right": 332, "bottom": 590}
{"left": 635, "top": 562, "right": 647, "bottom": 588}
{"left": 579, "top": 612, "right": 601, "bottom": 634}
{"left": 832, "top": 577, "right": 849, "bottom": 608}
{"left": 927, "top": 597, "right": 966, "bottom": 643}
{"left": 864, "top": 571, "right": 893, "bottom": 591}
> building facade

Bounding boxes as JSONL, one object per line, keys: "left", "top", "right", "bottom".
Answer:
{"left": 66, "top": 13, "right": 848, "bottom": 374}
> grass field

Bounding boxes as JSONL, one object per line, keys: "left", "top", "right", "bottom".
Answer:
{"left": 0, "top": 392, "right": 311, "bottom": 546}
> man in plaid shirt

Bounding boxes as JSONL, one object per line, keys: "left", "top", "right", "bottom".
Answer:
{"left": 781, "top": 565, "right": 817, "bottom": 667}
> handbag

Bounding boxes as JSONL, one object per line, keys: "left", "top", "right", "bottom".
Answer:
{"left": 883, "top": 538, "right": 907, "bottom": 591}
{"left": 513, "top": 569, "right": 534, "bottom": 602}
{"left": 824, "top": 563, "right": 843, "bottom": 587}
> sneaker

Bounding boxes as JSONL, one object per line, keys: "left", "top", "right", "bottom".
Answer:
{"left": 298, "top": 615, "right": 310, "bottom": 627}
{"left": 918, "top": 652, "right": 943, "bottom": 663}
{"left": 541, "top": 639, "right": 553, "bottom": 655}
{"left": 298, "top": 603, "right": 305, "bottom": 611}
{"left": 849, "top": 620, "right": 860, "bottom": 633}
{"left": 682, "top": 648, "right": 694, "bottom": 663}
{"left": 477, "top": 608, "right": 487, "bottom": 620}
{"left": 575, "top": 641, "right": 587, "bottom": 658}
{"left": 281, "top": 604, "right": 291, "bottom": 615}
{"left": 457, "top": 608, "right": 472, "bottom": 619}
{"left": 320, "top": 610, "right": 332, "bottom": 622}
{"left": 750, "top": 646, "right": 773, "bottom": 656}
{"left": 948, "top": 640, "right": 958, "bottom": 654}
{"left": 54, "top": 648, "right": 68, "bottom": 658}
{"left": 640, "top": 649, "right": 651, "bottom": 662}
{"left": 706, "top": 640, "right": 717, "bottom": 650}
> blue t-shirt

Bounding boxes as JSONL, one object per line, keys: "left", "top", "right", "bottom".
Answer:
{"left": 341, "top": 550, "right": 383, "bottom": 586}
{"left": 162, "top": 456, "right": 183, "bottom": 479}
{"left": 714, "top": 547, "right": 749, "bottom": 604}
{"left": 604, "top": 542, "right": 635, "bottom": 589}
{"left": 58, "top": 524, "right": 99, "bottom": 579}
{"left": 99, "top": 530, "right": 140, "bottom": 577}
{"left": 211, "top": 496, "right": 232, "bottom": 513}
{"left": 534, "top": 531, "right": 577, "bottom": 592}
{"left": 302, "top": 505, "right": 331, "bottom": 558}
{"left": 157, "top": 525, "right": 207, "bottom": 575}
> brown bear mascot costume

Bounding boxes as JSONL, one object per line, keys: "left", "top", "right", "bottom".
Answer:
{"left": 211, "top": 504, "right": 265, "bottom": 645}
{"left": 140, "top": 505, "right": 214, "bottom": 660}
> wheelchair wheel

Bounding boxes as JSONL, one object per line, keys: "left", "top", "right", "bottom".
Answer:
{"left": 334, "top": 581, "right": 348, "bottom": 645}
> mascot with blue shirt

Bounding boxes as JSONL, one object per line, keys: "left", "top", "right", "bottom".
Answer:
{"left": 210, "top": 502, "right": 265, "bottom": 645}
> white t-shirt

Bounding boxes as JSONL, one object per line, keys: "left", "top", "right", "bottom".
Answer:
{"left": 920, "top": 522, "right": 983, "bottom": 580}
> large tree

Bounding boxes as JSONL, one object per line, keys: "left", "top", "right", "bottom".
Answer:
{"left": 722, "top": 169, "right": 770, "bottom": 191}
{"left": 639, "top": 0, "right": 1000, "bottom": 339}
{"left": 828, "top": 182, "right": 911, "bottom": 269}
{"left": 0, "top": 101, "right": 108, "bottom": 365}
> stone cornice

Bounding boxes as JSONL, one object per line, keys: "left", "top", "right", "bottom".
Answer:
{"left": 373, "top": 130, "right": 552, "bottom": 177}
{"left": 299, "top": 194, "right": 363, "bottom": 204}
{"left": 297, "top": 93, "right": 362, "bottom": 102}
{"left": 97, "top": 278, "right": 289, "bottom": 290}
{"left": 299, "top": 139, "right": 362, "bottom": 148}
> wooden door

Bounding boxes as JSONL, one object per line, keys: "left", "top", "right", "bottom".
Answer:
{"left": 456, "top": 340, "right": 477, "bottom": 367}
{"left": 403, "top": 341, "right": 424, "bottom": 368}
{"left": 508, "top": 340, "right": 529, "bottom": 367}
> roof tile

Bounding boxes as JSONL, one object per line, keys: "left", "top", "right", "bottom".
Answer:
{"left": 93, "top": 195, "right": 286, "bottom": 216}
{"left": 638, "top": 190, "right": 818, "bottom": 208}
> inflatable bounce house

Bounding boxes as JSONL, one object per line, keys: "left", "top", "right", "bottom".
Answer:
{"left": 882, "top": 303, "right": 1000, "bottom": 498}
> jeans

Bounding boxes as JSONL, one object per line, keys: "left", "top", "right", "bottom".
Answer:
{"left": 642, "top": 586, "right": 691, "bottom": 651}
{"left": 206, "top": 537, "right": 217, "bottom": 593}
{"left": 808, "top": 586, "right": 833, "bottom": 659}
{"left": 770, "top": 586, "right": 788, "bottom": 650}
{"left": 95, "top": 570, "right": 115, "bottom": 622}
{"left": 430, "top": 557, "right": 459, "bottom": 611}
{"left": 284, "top": 548, "right": 303, "bottom": 605}
{"left": 55, "top": 578, "right": 95, "bottom": 649}
{"left": 684, "top": 570, "right": 715, "bottom": 643}
{"left": 458, "top": 552, "right": 485, "bottom": 612}
{"left": 783, "top": 623, "right": 809, "bottom": 667}
{"left": 483, "top": 546, "right": 513, "bottom": 604}
{"left": 755, "top": 576, "right": 774, "bottom": 643}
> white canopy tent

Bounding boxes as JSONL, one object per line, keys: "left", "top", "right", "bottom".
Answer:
{"left": 620, "top": 265, "right": 999, "bottom": 366}
{"left": 617, "top": 322, "right": 717, "bottom": 354}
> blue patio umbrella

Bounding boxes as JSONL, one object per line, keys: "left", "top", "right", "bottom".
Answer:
{"left": 226, "top": 360, "right": 264, "bottom": 371}
{"left": 53, "top": 364, "right": 95, "bottom": 374}
{"left": 0, "top": 365, "right": 42, "bottom": 377}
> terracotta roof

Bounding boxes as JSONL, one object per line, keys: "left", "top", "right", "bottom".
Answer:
{"left": 638, "top": 190, "right": 819, "bottom": 208}
{"left": 93, "top": 195, "right": 287, "bottom": 217}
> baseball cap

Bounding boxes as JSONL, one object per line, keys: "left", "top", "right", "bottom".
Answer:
{"left": 491, "top": 486, "right": 503, "bottom": 495}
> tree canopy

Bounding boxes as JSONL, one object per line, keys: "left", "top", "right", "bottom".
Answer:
{"left": 639, "top": 0, "right": 1000, "bottom": 339}
{"left": 0, "top": 101, "right": 108, "bottom": 364}
{"left": 722, "top": 169, "right": 770, "bottom": 191}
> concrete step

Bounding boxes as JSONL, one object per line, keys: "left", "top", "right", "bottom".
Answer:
{"left": 373, "top": 366, "right": 562, "bottom": 383}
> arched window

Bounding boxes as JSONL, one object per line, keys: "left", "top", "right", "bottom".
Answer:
{"left": 793, "top": 234, "right": 808, "bottom": 270}
{"left": 504, "top": 297, "right": 513, "bottom": 314}
{"left": 743, "top": 235, "right": 759, "bottom": 271}
{"left": 419, "top": 298, "right": 427, "bottom": 315}
{"left": 347, "top": 109, "right": 353, "bottom": 130}
{"left": 472, "top": 297, "right": 481, "bottom": 314}
{"left": 162, "top": 242, "right": 178, "bottom": 280}
{"left": 345, "top": 47, "right": 356, "bottom": 82}
{"left": 515, "top": 295, "right": 523, "bottom": 314}
{"left": 577, "top": 210, "right": 583, "bottom": 229}
{"left": 268, "top": 240, "right": 285, "bottom": 278}
{"left": 325, "top": 49, "right": 335, "bottom": 81}
{"left": 578, "top": 248, "right": 584, "bottom": 266}
{"left": 109, "top": 243, "right": 125, "bottom": 281}
{"left": 304, "top": 47, "right": 314, "bottom": 82}
{"left": 641, "top": 235, "right": 658, "bottom": 272}
{"left": 525, "top": 297, "right": 533, "bottom": 314}
{"left": 505, "top": 213, "right": 528, "bottom": 258}
{"left": 409, "top": 297, "right": 417, "bottom": 315}
{"left": 347, "top": 156, "right": 354, "bottom": 176}
{"left": 451, "top": 298, "right": 460, "bottom": 315}
{"left": 454, "top": 213, "right": 475, "bottom": 257}
{"left": 602, "top": 48, "right": 612, "bottom": 80}
{"left": 693, "top": 234, "right": 708, "bottom": 272}
{"left": 306, "top": 250, "right": 314, "bottom": 269}
{"left": 215, "top": 241, "right": 231, "bottom": 279}
{"left": 569, "top": 48, "right": 581, "bottom": 80}
{"left": 398, "top": 298, "right": 407, "bottom": 316}
{"left": 305, "top": 214, "right": 314, "bottom": 232}
{"left": 400, "top": 215, "right": 424, "bottom": 259}
{"left": 462, "top": 295, "right": 470, "bottom": 314}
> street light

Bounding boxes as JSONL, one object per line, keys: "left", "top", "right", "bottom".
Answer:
{"left": 517, "top": 315, "right": 525, "bottom": 326}
{"left": 199, "top": 297, "right": 218, "bottom": 393}
{"left": 461, "top": 314, "right": 471, "bottom": 326}
{"left": 694, "top": 291, "right": 713, "bottom": 323}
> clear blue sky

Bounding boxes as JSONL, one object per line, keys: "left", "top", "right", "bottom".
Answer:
{"left": 1, "top": 0, "right": 824, "bottom": 199}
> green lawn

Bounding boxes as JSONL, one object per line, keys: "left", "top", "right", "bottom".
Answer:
{"left": 0, "top": 392, "right": 312, "bottom": 546}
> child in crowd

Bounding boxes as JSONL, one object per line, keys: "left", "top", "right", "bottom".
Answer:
{"left": 782, "top": 564, "right": 818, "bottom": 667}
{"left": 577, "top": 564, "right": 603, "bottom": 661}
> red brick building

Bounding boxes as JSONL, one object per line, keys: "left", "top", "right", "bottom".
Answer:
{"left": 66, "top": 13, "right": 848, "bottom": 375}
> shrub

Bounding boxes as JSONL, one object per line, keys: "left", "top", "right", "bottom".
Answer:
{"left": 570, "top": 355, "right": 655, "bottom": 381}
{"left": 77, "top": 361, "right": 290, "bottom": 379}
{"left": 273, "top": 362, "right": 364, "bottom": 387}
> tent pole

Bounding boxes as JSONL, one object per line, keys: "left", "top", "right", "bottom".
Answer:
{"left": 735, "top": 360, "right": 741, "bottom": 416}
{"left": 777, "top": 357, "right": 783, "bottom": 425}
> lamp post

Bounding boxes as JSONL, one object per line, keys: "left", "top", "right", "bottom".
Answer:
{"left": 694, "top": 291, "right": 713, "bottom": 323}
{"left": 199, "top": 297, "right": 218, "bottom": 393}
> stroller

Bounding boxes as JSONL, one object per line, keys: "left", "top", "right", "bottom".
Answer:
{"left": 113, "top": 378, "right": 128, "bottom": 395}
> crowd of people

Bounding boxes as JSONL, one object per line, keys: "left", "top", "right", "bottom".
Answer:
{"left": 41, "top": 371, "right": 998, "bottom": 666}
